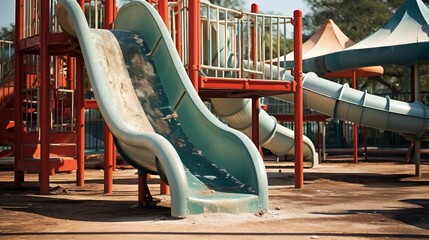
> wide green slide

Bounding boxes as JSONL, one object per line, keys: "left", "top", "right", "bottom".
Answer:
{"left": 56, "top": 0, "right": 268, "bottom": 217}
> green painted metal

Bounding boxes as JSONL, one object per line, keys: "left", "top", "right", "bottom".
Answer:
{"left": 56, "top": 0, "right": 268, "bottom": 217}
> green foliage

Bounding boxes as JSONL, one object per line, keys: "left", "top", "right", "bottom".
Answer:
{"left": 303, "top": 0, "right": 404, "bottom": 41}
{"left": 0, "top": 24, "right": 15, "bottom": 41}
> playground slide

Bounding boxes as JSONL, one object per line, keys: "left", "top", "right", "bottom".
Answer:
{"left": 56, "top": 0, "right": 268, "bottom": 217}
{"left": 211, "top": 98, "right": 319, "bottom": 166}
{"left": 259, "top": 64, "right": 429, "bottom": 138}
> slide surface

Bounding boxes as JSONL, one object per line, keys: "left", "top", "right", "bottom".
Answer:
{"left": 57, "top": 0, "right": 268, "bottom": 217}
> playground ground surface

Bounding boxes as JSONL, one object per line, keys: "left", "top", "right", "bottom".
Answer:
{"left": 0, "top": 153, "right": 428, "bottom": 240}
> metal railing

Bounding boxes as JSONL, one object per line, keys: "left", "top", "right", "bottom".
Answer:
{"left": 24, "top": 0, "right": 108, "bottom": 35}
{"left": 200, "top": 2, "right": 292, "bottom": 79}
{"left": 51, "top": 88, "right": 75, "bottom": 132}
{"left": 23, "top": 87, "right": 39, "bottom": 132}
{"left": 167, "top": 1, "right": 292, "bottom": 80}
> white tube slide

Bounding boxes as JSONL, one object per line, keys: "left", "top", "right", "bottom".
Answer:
{"left": 211, "top": 98, "right": 319, "bottom": 166}
{"left": 275, "top": 71, "right": 429, "bottom": 138}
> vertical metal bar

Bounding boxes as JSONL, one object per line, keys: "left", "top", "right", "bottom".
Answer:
{"left": 188, "top": 0, "right": 200, "bottom": 91}
{"left": 317, "top": 121, "right": 321, "bottom": 163}
{"left": 174, "top": 0, "right": 182, "bottom": 56}
{"left": 269, "top": 17, "right": 273, "bottom": 79}
{"left": 283, "top": 19, "right": 287, "bottom": 69}
{"left": 215, "top": 7, "right": 220, "bottom": 77}
{"left": 352, "top": 70, "right": 358, "bottom": 164}
{"left": 95, "top": 0, "right": 98, "bottom": 29}
{"left": 158, "top": 0, "right": 169, "bottom": 29}
{"left": 363, "top": 126, "right": 367, "bottom": 161}
{"left": 104, "top": 123, "right": 113, "bottom": 193}
{"left": 293, "top": 10, "right": 304, "bottom": 189}
{"left": 88, "top": 0, "right": 92, "bottom": 27}
{"left": 414, "top": 139, "right": 421, "bottom": 177}
{"left": 322, "top": 121, "right": 326, "bottom": 162}
{"left": 223, "top": 9, "right": 228, "bottom": 78}
{"left": 76, "top": 2, "right": 85, "bottom": 188}
{"left": 413, "top": 63, "right": 421, "bottom": 176}
{"left": 276, "top": 17, "right": 279, "bottom": 78}
{"left": 250, "top": 4, "right": 260, "bottom": 152}
{"left": 104, "top": 0, "right": 114, "bottom": 29}
{"left": 261, "top": 15, "right": 265, "bottom": 77}
{"left": 39, "top": 0, "right": 51, "bottom": 194}
{"left": 14, "top": 0, "right": 25, "bottom": 188}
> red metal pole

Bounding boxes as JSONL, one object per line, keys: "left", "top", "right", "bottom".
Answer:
{"left": 138, "top": 173, "right": 151, "bottom": 207}
{"left": 104, "top": 0, "right": 114, "bottom": 29}
{"left": 76, "top": 57, "right": 85, "bottom": 186}
{"left": 158, "top": 0, "right": 169, "bottom": 29}
{"left": 174, "top": 0, "right": 182, "bottom": 57}
{"left": 251, "top": 97, "right": 260, "bottom": 149}
{"left": 14, "top": 0, "right": 24, "bottom": 188}
{"left": 250, "top": 4, "right": 260, "bottom": 151}
{"left": 363, "top": 126, "right": 368, "bottom": 161}
{"left": 113, "top": 0, "right": 117, "bottom": 20}
{"left": 78, "top": 0, "right": 85, "bottom": 9}
{"left": 293, "top": 10, "right": 304, "bottom": 189}
{"left": 352, "top": 70, "right": 358, "bottom": 164}
{"left": 188, "top": 0, "right": 200, "bottom": 91}
{"left": 39, "top": 0, "right": 51, "bottom": 195}
{"left": 158, "top": 0, "right": 171, "bottom": 195}
{"left": 104, "top": 123, "right": 113, "bottom": 193}
{"left": 317, "top": 121, "right": 321, "bottom": 162}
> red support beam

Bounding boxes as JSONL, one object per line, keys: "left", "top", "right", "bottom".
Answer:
{"left": 14, "top": 0, "right": 24, "bottom": 188}
{"left": 78, "top": 0, "right": 85, "bottom": 9}
{"left": 39, "top": 0, "right": 51, "bottom": 194}
{"left": 104, "top": 123, "right": 113, "bottom": 193}
{"left": 188, "top": 0, "right": 200, "bottom": 91}
{"left": 157, "top": 0, "right": 171, "bottom": 195}
{"left": 250, "top": 4, "right": 260, "bottom": 151}
{"left": 104, "top": 0, "right": 114, "bottom": 29}
{"left": 363, "top": 126, "right": 368, "bottom": 161}
{"left": 352, "top": 70, "right": 359, "bottom": 164}
{"left": 76, "top": 57, "right": 85, "bottom": 186}
{"left": 158, "top": 0, "right": 169, "bottom": 29}
{"left": 174, "top": 0, "right": 182, "bottom": 57}
{"left": 293, "top": 10, "right": 304, "bottom": 189}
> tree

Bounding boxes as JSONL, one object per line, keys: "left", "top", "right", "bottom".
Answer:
{"left": 0, "top": 24, "right": 15, "bottom": 41}
{"left": 302, "top": 0, "right": 429, "bottom": 95}
{"left": 303, "top": 0, "right": 404, "bottom": 41}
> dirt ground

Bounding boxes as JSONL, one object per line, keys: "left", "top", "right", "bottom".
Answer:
{"left": 0, "top": 157, "right": 428, "bottom": 240}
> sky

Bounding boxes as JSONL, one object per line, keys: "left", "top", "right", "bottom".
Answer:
{"left": 0, "top": 0, "right": 15, "bottom": 28}
{"left": 243, "top": 0, "right": 308, "bottom": 16}
{"left": 0, "top": 0, "right": 308, "bottom": 28}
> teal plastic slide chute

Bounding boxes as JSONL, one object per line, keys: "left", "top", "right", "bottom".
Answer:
{"left": 56, "top": 0, "right": 268, "bottom": 217}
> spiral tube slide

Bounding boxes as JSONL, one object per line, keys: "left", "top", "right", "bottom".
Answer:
{"left": 211, "top": 98, "right": 319, "bottom": 166}
{"left": 57, "top": 0, "right": 268, "bottom": 217}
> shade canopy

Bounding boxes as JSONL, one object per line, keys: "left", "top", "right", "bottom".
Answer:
{"left": 281, "top": 19, "right": 383, "bottom": 77}
{"left": 301, "top": 0, "right": 429, "bottom": 75}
